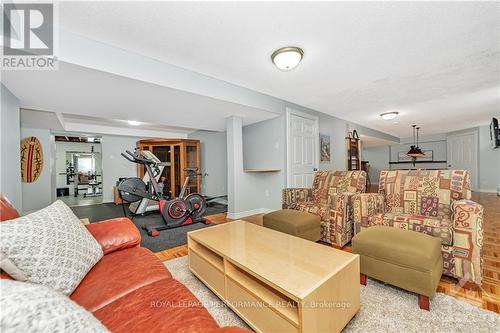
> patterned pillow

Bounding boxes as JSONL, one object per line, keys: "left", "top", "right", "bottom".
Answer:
{"left": 0, "top": 200, "right": 103, "bottom": 295}
{"left": 0, "top": 252, "right": 26, "bottom": 281}
{"left": 0, "top": 279, "right": 108, "bottom": 332}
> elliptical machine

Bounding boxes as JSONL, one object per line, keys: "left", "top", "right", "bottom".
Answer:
{"left": 118, "top": 149, "right": 209, "bottom": 236}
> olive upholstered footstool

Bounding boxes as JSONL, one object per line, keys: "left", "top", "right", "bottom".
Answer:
{"left": 263, "top": 209, "right": 321, "bottom": 241}
{"left": 352, "top": 226, "right": 443, "bottom": 311}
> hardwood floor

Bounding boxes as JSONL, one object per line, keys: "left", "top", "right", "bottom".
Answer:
{"left": 154, "top": 191, "right": 500, "bottom": 313}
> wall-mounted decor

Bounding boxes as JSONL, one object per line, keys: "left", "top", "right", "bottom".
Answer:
{"left": 398, "top": 150, "right": 433, "bottom": 162}
{"left": 20, "top": 136, "right": 44, "bottom": 183}
{"left": 320, "top": 134, "right": 331, "bottom": 162}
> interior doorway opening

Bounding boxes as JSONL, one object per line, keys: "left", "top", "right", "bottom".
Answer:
{"left": 55, "top": 134, "right": 103, "bottom": 207}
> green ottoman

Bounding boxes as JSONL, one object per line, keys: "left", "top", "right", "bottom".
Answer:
{"left": 352, "top": 226, "right": 443, "bottom": 311}
{"left": 263, "top": 209, "right": 321, "bottom": 241}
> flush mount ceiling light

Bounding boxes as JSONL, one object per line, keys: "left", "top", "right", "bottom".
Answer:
{"left": 379, "top": 111, "right": 399, "bottom": 120}
{"left": 128, "top": 120, "right": 141, "bottom": 126}
{"left": 271, "top": 46, "right": 304, "bottom": 71}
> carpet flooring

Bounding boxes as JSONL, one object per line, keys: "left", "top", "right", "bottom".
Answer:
{"left": 71, "top": 202, "right": 226, "bottom": 252}
{"left": 165, "top": 257, "right": 500, "bottom": 332}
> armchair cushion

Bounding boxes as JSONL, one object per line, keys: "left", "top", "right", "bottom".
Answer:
{"left": 292, "top": 193, "right": 353, "bottom": 246}
{"left": 85, "top": 218, "right": 141, "bottom": 255}
{"left": 379, "top": 169, "right": 471, "bottom": 218}
{"left": 282, "top": 188, "right": 313, "bottom": 209}
{"left": 352, "top": 193, "right": 385, "bottom": 233}
{"left": 291, "top": 201, "right": 329, "bottom": 222}
{"left": 312, "top": 170, "right": 366, "bottom": 204}
{"left": 367, "top": 213, "right": 453, "bottom": 245}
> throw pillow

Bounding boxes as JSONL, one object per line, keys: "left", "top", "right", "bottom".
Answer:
{"left": 0, "top": 279, "right": 108, "bottom": 333}
{"left": 0, "top": 252, "right": 26, "bottom": 281}
{"left": 0, "top": 200, "right": 103, "bottom": 295}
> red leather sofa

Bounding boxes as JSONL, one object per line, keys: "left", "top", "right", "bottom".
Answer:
{"left": 0, "top": 196, "right": 248, "bottom": 333}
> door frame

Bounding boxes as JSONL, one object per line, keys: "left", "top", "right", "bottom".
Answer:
{"left": 446, "top": 130, "right": 479, "bottom": 191}
{"left": 285, "top": 107, "right": 319, "bottom": 187}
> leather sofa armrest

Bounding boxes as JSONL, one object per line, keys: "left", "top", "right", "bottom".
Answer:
{"left": 85, "top": 217, "right": 141, "bottom": 255}
{"left": 282, "top": 188, "right": 313, "bottom": 209}
{"left": 352, "top": 193, "right": 385, "bottom": 234}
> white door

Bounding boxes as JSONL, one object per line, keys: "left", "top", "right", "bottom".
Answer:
{"left": 447, "top": 131, "right": 478, "bottom": 190}
{"left": 287, "top": 109, "right": 319, "bottom": 187}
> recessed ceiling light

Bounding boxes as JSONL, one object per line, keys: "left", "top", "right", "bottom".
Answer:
{"left": 128, "top": 120, "right": 141, "bottom": 126}
{"left": 87, "top": 137, "right": 94, "bottom": 142}
{"left": 379, "top": 112, "right": 399, "bottom": 120}
{"left": 271, "top": 46, "right": 304, "bottom": 71}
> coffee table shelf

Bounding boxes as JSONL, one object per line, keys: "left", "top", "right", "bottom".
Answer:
{"left": 188, "top": 221, "right": 360, "bottom": 333}
{"left": 225, "top": 261, "right": 299, "bottom": 326}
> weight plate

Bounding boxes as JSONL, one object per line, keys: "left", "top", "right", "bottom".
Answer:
{"left": 118, "top": 178, "right": 147, "bottom": 203}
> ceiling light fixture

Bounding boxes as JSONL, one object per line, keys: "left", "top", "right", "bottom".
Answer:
{"left": 379, "top": 111, "right": 399, "bottom": 120}
{"left": 407, "top": 125, "right": 425, "bottom": 165}
{"left": 271, "top": 46, "right": 304, "bottom": 71}
{"left": 128, "top": 120, "right": 141, "bottom": 126}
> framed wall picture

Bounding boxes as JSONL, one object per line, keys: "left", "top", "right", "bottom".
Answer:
{"left": 320, "top": 134, "right": 330, "bottom": 162}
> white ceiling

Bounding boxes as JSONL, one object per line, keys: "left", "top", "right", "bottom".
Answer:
{"left": 2, "top": 61, "right": 279, "bottom": 132}
{"left": 59, "top": 1, "right": 500, "bottom": 137}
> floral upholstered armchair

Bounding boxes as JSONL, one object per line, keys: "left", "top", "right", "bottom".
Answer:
{"left": 282, "top": 170, "right": 367, "bottom": 247}
{"left": 352, "top": 170, "right": 484, "bottom": 286}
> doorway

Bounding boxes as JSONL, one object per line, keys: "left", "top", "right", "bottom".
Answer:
{"left": 286, "top": 108, "right": 319, "bottom": 187}
{"left": 447, "top": 131, "right": 478, "bottom": 190}
{"left": 55, "top": 135, "right": 103, "bottom": 206}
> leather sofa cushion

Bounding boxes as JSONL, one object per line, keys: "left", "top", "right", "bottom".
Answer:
{"left": 367, "top": 212, "right": 453, "bottom": 245}
{"left": 0, "top": 195, "right": 20, "bottom": 222}
{"left": 71, "top": 247, "right": 171, "bottom": 312}
{"left": 94, "top": 278, "right": 220, "bottom": 333}
{"left": 85, "top": 217, "right": 141, "bottom": 255}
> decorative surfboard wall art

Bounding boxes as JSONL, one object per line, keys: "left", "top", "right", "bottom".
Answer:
{"left": 20, "top": 136, "right": 44, "bottom": 183}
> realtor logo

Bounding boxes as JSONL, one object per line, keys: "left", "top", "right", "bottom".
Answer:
{"left": 2, "top": 2, "right": 58, "bottom": 69}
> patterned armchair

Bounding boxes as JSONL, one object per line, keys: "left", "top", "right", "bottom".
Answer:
{"left": 352, "top": 170, "right": 484, "bottom": 286}
{"left": 282, "top": 170, "right": 367, "bottom": 247}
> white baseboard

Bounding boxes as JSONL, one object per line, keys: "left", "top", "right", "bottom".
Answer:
{"left": 226, "top": 208, "right": 275, "bottom": 219}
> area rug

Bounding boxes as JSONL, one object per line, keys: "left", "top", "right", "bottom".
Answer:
{"left": 71, "top": 202, "right": 226, "bottom": 252}
{"left": 165, "top": 257, "right": 500, "bottom": 332}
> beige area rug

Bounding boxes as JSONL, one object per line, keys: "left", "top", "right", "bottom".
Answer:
{"left": 165, "top": 257, "right": 500, "bottom": 332}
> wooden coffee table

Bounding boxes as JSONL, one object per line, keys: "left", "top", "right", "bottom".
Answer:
{"left": 187, "top": 220, "right": 360, "bottom": 333}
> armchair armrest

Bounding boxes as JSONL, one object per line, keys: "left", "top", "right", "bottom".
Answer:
{"left": 282, "top": 188, "right": 313, "bottom": 209}
{"left": 352, "top": 193, "right": 385, "bottom": 234}
{"left": 451, "top": 199, "right": 484, "bottom": 285}
{"left": 85, "top": 217, "right": 141, "bottom": 255}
